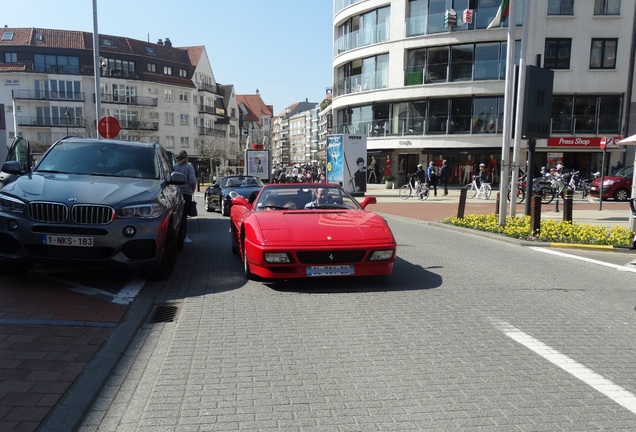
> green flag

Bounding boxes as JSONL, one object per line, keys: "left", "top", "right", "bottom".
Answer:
{"left": 487, "top": 0, "right": 510, "bottom": 29}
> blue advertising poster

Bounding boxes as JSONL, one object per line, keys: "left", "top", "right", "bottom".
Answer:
{"left": 326, "top": 135, "right": 343, "bottom": 185}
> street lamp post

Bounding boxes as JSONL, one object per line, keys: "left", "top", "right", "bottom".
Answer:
{"left": 64, "top": 110, "right": 70, "bottom": 136}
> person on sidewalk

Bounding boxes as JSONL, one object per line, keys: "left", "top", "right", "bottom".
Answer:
{"left": 427, "top": 161, "right": 438, "bottom": 196}
{"left": 440, "top": 159, "right": 451, "bottom": 196}
{"left": 173, "top": 150, "right": 197, "bottom": 244}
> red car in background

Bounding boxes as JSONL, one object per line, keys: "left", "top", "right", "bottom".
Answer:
{"left": 229, "top": 183, "right": 396, "bottom": 280}
{"left": 590, "top": 166, "right": 633, "bottom": 201}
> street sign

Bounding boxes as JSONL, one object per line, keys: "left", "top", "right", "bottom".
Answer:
{"left": 600, "top": 136, "right": 606, "bottom": 150}
{"left": 98, "top": 116, "right": 120, "bottom": 139}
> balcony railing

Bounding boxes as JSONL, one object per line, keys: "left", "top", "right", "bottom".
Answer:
{"left": 17, "top": 116, "right": 85, "bottom": 128}
{"left": 12, "top": 89, "right": 85, "bottom": 102}
{"left": 197, "top": 82, "right": 220, "bottom": 94}
{"left": 99, "top": 94, "right": 158, "bottom": 107}
{"left": 334, "top": 22, "right": 389, "bottom": 56}
{"left": 334, "top": 72, "right": 388, "bottom": 97}
{"left": 198, "top": 127, "right": 225, "bottom": 137}
{"left": 118, "top": 120, "right": 159, "bottom": 131}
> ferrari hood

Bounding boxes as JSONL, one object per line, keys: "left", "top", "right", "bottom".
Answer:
{"left": 2, "top": 173, "right": 163, "bottom": 206}
{"left": 254, "top": 210, "right": 393, "bottom": 245}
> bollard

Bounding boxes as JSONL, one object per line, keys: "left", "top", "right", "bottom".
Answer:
{"left": 563, "top": 189, "right": 573, "bottom": 223}
{"left": 530, "top": 194, "right": 542, "bottom": 236}
{"left": 457, "top": 188, "right": 467, "bottom": 218}
{"left": 495, "top": 192, "right": 500, "bottom": 215}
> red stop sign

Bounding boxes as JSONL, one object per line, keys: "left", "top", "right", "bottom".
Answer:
{"left": 600, "top": 136, "right": 607, "bottom": 150}
{"left": 98, "top": 116, "right": 121, "bottom": 139}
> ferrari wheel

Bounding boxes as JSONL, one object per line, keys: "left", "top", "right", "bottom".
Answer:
{"left": 243, "top": 247, "right": 253, "bottom": 280}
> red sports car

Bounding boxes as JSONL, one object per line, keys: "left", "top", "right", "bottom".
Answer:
{"left": 229, "top": 183, "right": 396, "bottom": 280}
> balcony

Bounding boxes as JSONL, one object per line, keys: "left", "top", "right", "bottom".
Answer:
{"left": 17, "top": 116, "right": 85, "bottom": 128}
{"left": 198, "top": 127, "right": 225, "bottom": 137}
{"left": 197, "top": 82, "right": 220, "bottom": 94}
{"left": 12, "top": 89, "right": 84, "bottom": 102}
{"left": 99, "top": 94, "right": 158, "bottom": 107}
{"left": 118, "top": 120, "right": 159, "bottom": 131}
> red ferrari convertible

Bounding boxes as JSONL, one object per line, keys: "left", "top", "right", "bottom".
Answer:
{"left": 229, "top": 183, "right": 396, "bottom": 280}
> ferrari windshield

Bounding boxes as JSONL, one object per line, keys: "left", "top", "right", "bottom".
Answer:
{"left": 254, "top": 184, "right": 362, "bottom": 211}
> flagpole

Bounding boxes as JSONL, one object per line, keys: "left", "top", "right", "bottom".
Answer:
{"left": 509, "top": 0, "right": 531, "bottom": 217}
{"left": 498, "top": 0, "right": 516, "bottom": 226}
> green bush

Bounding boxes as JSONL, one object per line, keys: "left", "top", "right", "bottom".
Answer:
{"left": 442, "top": 213, "right": 634, "bottom": 246}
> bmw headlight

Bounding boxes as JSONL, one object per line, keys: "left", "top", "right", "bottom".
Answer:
{"left": 116, "top": 203, "right": 163, "bottom": 219}
{"left": 0, "top": 194, "right": 27, "bottom": 213}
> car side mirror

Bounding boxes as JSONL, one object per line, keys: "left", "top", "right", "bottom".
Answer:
{"left": 231, "top": 195, "right": 252, "bottom": 210}
{"left": 170, "top": 171, "right": 187, "bottom": 185}
{"left": 359, "top": 195, "right": 377, "bottom": 209}
{"left": 1, "top": 161, "right": 23, "bottom": 175}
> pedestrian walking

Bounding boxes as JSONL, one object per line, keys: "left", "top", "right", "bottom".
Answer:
{"left": 427, "top": 161, "right": 438, "bottom": 197}
{"left": 440, "top": 159, "right": 451, "bottom": 196}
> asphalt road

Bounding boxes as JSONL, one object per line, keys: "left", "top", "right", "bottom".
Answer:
{"left": 71, "top": 207, "right": 636, "bottom": 431}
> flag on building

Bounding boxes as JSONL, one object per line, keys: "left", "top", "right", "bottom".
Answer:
{"left": 487, "top": 0, "right": 510, "bottom": 29}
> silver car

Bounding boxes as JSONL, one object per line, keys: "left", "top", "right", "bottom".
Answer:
{"left": 0, "top": 137, "right": 186, "bottom": 279}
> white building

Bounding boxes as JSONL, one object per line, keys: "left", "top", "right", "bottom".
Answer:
{"left": 332, "top": 0, "right": 635, "bottom": 185}
{"left": 0, "top": 28, "right": 239, "bottom": 178}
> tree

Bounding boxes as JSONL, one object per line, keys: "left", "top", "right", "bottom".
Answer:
{"left": 198, "top": 133, "right": 242, "bottom": 175}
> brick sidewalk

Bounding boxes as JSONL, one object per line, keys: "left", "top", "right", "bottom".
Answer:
{"left": 0, "top": 279, "right": 126, "bottom": 432}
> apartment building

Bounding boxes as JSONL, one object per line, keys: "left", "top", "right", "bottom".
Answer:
{"left": 271, "top": 101, "right": 318, "bottom": 167}
{"left": 0, "top": 27, "right": 240, "bottom": 178}
{"left": 332, "top": 0, "right": 636, "bottom": 185}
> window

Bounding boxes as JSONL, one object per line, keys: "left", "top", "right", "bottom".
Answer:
{"left": 147, "top": 63, "right": 156, "bottom": 72}
{"left": 544, "top": 38, "right": 572, "bottom": 69}
{"left": 4, "top": 52, "right": 17, "bottom": 63}
{"left": 551, "top": 96, "right": 573, "bottom": 133}
{"left": 428, "top": 99, "right": 448, "bottom": 133}
{"left": 179, "top": 114, "right": 189, "bottom": 125}
{"left": 590, "top": 38, "right": 617, "bottom": 69}
{"left": 5, "top": 79, "right": 19, "bottom": 86}
{"left": 597, "top": 95, "right": 621, "bottom": 133}
{"left": 473, "top": 98, "right": 499, "bottom": 134}
{"left": 427, "top": 47, "right": 448, "bottom": 82}
{"left": 165, "top": 112, "right": 174, "bottom": 125}
{"left": 594, "top": 0, "right": 620, "bottom": 15}
{"left": 474, "top": 43, "right": 500, "bottom": 80}
{"left": 178, "top": 91, "right": 188, "bottom": 102}
{"left": 164, "top": 89, "right": 173, "bottom": 101}
{"left": 34, "top": 54, "right": 80, "bottom": 74}
{"left": 180, "top": 137, "right": 190, "bottom": 147}
{"left": 450, "top": 45, "right": 474, "bottom": 81}
{"left": 101, "top": 38, "right": 116, "bottom": 47}
{"left": 164, "top": 136, "right": 175, "bottom": 149}
{"left": 179, "top": 69, "right": 187, "bottom": 78}
{"left": 406, "top": 48, "right": 426, "bottom": 85}
{"left": 548, "top": 0, "right": 574, "bottom": 15}
{"left": 450, "top": 98, "right": 472, "bottom": 133}
{"left": 1, "top": 32, "right": 14, "bottom": 41}
{"left": 574, "top": 96, "right": 597, "bottom": 132}
{"left": 163, "top": 66, "right": 172, "bottom": 75}
{"left": 145, "top": 46, "right": 156, "bottom": 55}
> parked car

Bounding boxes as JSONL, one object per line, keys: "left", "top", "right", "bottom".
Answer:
{"left": 589, "top": 166, "right": 633, "bottom": 201}
{"left": 0, "top": 137, "right": 187, "bottom": 279}
{"left": 229, "top": 183, "right": 396, "bottom": 280}
{"left": 204, "top": 175, "right": 264, "bottom": 216}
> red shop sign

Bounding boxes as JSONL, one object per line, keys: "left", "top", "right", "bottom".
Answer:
{"left": 547, "top": 137, "right": 602, "bottom": 148}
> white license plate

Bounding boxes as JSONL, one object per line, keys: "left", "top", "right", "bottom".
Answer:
{"left": 306, "top": 265, "right": 354, "bottom": 277}
{"left": 44, "top": 235, "right": 94, "bottom": 247}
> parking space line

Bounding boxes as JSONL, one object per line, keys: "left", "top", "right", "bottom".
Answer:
{"left": 44, "top": 275, "right": 145, "bottom": 305}
{"left": 530, "top": 247, "right": 636, "bottom": 274}
{"left": 492, "top": 320, "right": 636, "bottom": 415}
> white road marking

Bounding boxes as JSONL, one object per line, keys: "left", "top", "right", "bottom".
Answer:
{"left": 45, "top": 274, "right": 145, "bottom": 305}
{"left": 491, "top": 320, "right": 636, "bottom": 414}
{"left": 530, "top": 247, "right": 636, "bottom": 274}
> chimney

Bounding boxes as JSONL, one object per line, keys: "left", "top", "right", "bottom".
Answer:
{"left": 164, "top": 37, "right": 172, "bottom": 48}
{"left": 157, "top": 39, "right": 163, "bottom": 45}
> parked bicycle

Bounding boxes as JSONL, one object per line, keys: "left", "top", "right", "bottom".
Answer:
{"left": 399, "top": 176, "right": 430, "bottom": 200}
{"left": 465, "top": 175, "right": 492, "bottom": 199}
{"left": 507, "top": 174, "right": 526, "bottom": 204}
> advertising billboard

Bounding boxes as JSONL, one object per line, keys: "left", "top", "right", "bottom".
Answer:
{"left": 326, "top": 134, "right": 367, "bottom": 195}
{"left": 245, "top": 149, "right": 270, "bottom": 181}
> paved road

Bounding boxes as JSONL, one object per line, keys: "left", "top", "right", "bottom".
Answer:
{"left": 2, "top": 188, "right": 634, "bottom": 431}
{"left": 72, "top": 205, "right": 636, "bottom": 431}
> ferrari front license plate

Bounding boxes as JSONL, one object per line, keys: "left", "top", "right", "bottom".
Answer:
{"left": 44, "top": 235, "right": 94, "bottom": 247}
{"left": 306, "top": 265, "right": 354, "bottom": 277}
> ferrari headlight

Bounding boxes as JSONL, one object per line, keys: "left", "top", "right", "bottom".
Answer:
{"left": 264, "top": 252, "right": 291, "bottom": 263}
{"left": 116, "top": 203, "right": 163, "bottom": 219}
{"left": 369, "top": 250, "right": 394, "bottom": 261}
{"left": 0, "top": 194, "right": 27, "bottom": 213}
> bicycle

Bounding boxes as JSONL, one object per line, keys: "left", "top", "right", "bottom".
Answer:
{"left": 507, "top": 175, "right": 526, "bottom": 204}
{"left": 465, "top": 176, "right": 491, "bottom": 199}
{"left": 399, "top": 177, "right": 430, "bottom": 200}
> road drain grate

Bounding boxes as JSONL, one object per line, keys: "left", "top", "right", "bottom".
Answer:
{"left": 150, "top": 304, "right": 179, "bottom": 323}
